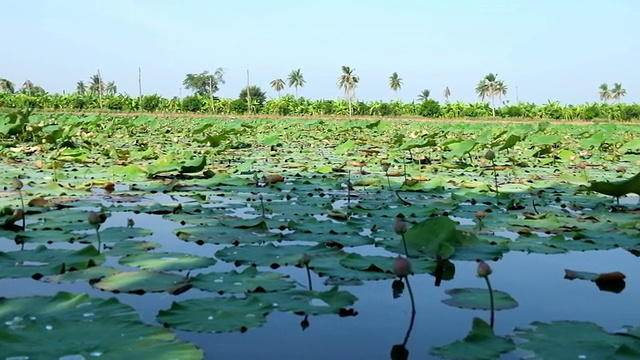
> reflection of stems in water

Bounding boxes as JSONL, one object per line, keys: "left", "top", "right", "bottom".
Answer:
{"left": 434, "top": 256, "right": 444, "bottom": 287}
{"left": 402, "top": 276, "right": 416, "bottom": 347}
{"left": 259, "top": 195, "right": 265, "bottom": 218}
{"left": 95, "top": 228, "right": 102, "bottom": 254}
{"left": 305, "top": 264, "right": 313, "bottom": 291}
{"left": 484, "top": 276, "right": 495, "bottom": 328}
{"left": 17, "top": 189, "right": 25, "bottom": 231}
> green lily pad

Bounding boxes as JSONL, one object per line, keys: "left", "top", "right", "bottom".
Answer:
{"left": 0, "top": 245, "right": 104, "bottom": 279}
{"left": 93, "top": 270, "right": 191, "bottom": 295}
{"left": 215, "top": 243, "right": 343, "bottom": 268}
{"left": 431, "top": 317, "right": 515, "bottom": 360}
{"left": 81, "top": 226, "right": 154, "bottom": 244}
{"left": 43, "top": 266, "right": 120, "bottom": 283}
{"left": 104, "top": 240, "right": 161, "bottom": 256}
{"left": 442, "top": 288, "right": 518, "bottom": 310}
{"left": 174, "top": 222, "right": 282, "bottom": 245}
{"left": 513, "top": 321, "right": 636, "bottom": 359}
{"left": 0, "top": 292, "right": 203, "bottom": 359}
{"left": 191, "top": 267, "right": 294, "bottom": 294}
{"left": 254, "top": 286, "right": 358, "bottom": 315}
{"left": 119, "top": 252, "right": 216, "bottom": 272}
{"left": 157, "top": 296, "right": 273, "bottom": 333}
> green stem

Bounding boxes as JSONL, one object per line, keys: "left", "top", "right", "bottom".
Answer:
{"left": 18, "top": 190, "right": 25, "bottom": 231}
{"left": 400, "top": 233, "right": 409, "bottom": 258}
{"left": 492, "top": 160, "right": 499, "bottom": 200}
{"left": 259, "top": 195, "right": 265, "bottom": 219}
{"left": 95, "top": 228, "right": 102, "bottom": 253}
{"left": 305, "top": 265, "right": 313, "bottom": 291}
{"left": 484, "top": 276, "right": 495, "bottom": 328}
{"left": 386, "top": 171, "right": 392, "bottom": 190}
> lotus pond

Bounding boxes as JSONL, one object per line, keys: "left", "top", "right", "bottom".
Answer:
{"left": 2, "top": 112, "right": 640, "bottom": 359}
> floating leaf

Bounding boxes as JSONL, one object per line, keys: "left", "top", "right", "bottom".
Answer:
{"left": 431, "top": 317, "right": 515, "bottom": 360}
{"left": 157, "top": 296, "right": 273, "bottom": 333}
{"left": 254, "top": 286, "right": 357, "bottom": 315}
{"left": 191, "top": 267, "right": 294, "bottom": 294}
{"left": 119, "top": 252, "right": 216, "bottom": 272}
{"left": 442, "top": 288, "right": 518, "bottom": 310}
{"left": 93, "top": 270, "right": 190, "bottom": 295}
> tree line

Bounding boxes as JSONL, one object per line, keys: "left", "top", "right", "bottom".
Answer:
{"left": 0, "top": 68, "right": 635, "bottom": 120}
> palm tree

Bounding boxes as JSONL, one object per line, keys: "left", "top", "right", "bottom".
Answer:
{"left": 287, "top": 69, "right": 306, "bottom": 97}
{"left": 611, "top": 83, "right": 627, "bottom": 102}
{"left": 105, "top": 81, "right": 117, "bottom": 95}
{"left": 89, "top": 74, "right": 104, "bottom": 95}
{"left": 599, "top": 83, "right": 612, "bottom": 103}
{"left": 443, "top": 86, "right": 451, "bottom": 102}
{"left": 76, "top": 81, "right": 87, "bottom": 95}
{"left": 417, "top": 89, "right": 431, "bottom": 102}
{"left": 270, "top": 78, "right": 285, "bottom": 97}
{"left": 389, "top": 72, "right": 402, "bottom": 99}
{"left": 475, "top": 73, "right": 506, "bottom": 117}
{"left": 22, "top": 80, "right": 35, "bottom": 96}
{"left": 337, "top": 66, "right": 359, "bottom": 117}
{"left": 0, "top": 78, "right": 15, "bottom": 93}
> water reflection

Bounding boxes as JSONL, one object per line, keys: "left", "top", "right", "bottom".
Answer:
{"left": 390, "top": 272, "right": 416, "bottom": 359}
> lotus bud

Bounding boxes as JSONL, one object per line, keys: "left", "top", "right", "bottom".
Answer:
{"left": 394, "top": 219, "right": 408, "bottom": 234}
{"left": 475, "top": 210, "right": 486, "bottom": 219}
{"left": 485, "top": 150, "right": 496, "bottom": 161}
{"left": 12, "top": 178, "right": 23, "bottom": 190}
{"left": 393, "top": 256, "right": 412, "bottom": 278}
{"left": 578, "top": 162, "right": 587, "bottom": 169}
{"left": 300, "top": 253, "right": 311, "bottom": 266}
{"left": 88, "top": 211, "right": 101, "bottom": 228}
{"left": 476, "top": 260, "right": 492, "bottom": 278}
{"left": 382, "top": 163, "right": 390, "bottom": 173}
{"left": 104, "top": 182, "right": 115, "bottom": 193}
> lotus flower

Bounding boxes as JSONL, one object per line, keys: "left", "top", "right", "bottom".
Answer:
{"left": 393, "top": 256, "right": 412, "bottom": 278}
{"left": 476, "top": 260, "right": 492, "bottom": 278}
{"left": 394, "top": 219, "right": 408, "bottom": 234}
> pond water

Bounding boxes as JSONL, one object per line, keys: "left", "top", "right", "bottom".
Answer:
{"left": 2, "top": 206, "right": 638, "bottom": 359}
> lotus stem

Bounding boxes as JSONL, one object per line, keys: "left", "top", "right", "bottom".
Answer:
{"left": 259, "top": 195, "right": 265, "bottom": 218}
{"left": 305, "top": 264, "right": 313, "bottom": 291}
{"left": 402, "top": 275, "right": 416, "bottom": 346}
{"left": 400, "top": 233, "right": 409, "bottom": 258}
{"left": 484, "top": 276, "right": 495, "bottom": 328}
{"left": 18, "top": 189, "right": 25, "bottom": 231}
{"left": 347, "top": 170, "right": 351, "bottom": 209}
{"left": 386, "top": 170, "right": 392, "bottom": 190}
{"left": 492, "top": 160, "right": 499, "bottom": 200}
{"left": 95, "top": 228, "right": 102, "bottom": 254}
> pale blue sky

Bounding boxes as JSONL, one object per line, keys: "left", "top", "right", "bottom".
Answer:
{"left": 2, "top": 0, "right": 638, "bottom": 104}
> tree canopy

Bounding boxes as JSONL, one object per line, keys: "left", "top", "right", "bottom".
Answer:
{"left": 183, "top": 68, "right": 225, "bottom": 96}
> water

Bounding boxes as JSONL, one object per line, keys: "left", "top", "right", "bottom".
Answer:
{"left": 1, "top": 209, "right": 639, "bottom": 359}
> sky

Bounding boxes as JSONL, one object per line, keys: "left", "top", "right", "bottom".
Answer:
{"left": 1, "top": 0, "right": 638, "bottom": 104}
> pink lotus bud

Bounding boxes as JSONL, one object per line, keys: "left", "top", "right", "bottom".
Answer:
{"left": 476, "top": 260, "right": 492, "bottom": 277}
{"left": 485, "top": 150, "right": 496, "bottom": 161}
{"left": 475, "top": 210, "right": 486, "bottom": 219}
{"left": 300, "top": 253, "right": 311, "bottom": 266}
{"left": 393, "top": 256, "right": 412, "bottom": 278}
{"left": 88, "top": 211, "right": 101, "bottom": 227}
{"left": 394, "top": 219, "right": 408, "bottom": 234}
{"left": 12, "top": 178, "right": 23, "bottom": 190}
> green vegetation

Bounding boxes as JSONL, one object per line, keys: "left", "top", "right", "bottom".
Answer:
{"left": 2, "top": 112, "right": 640, "bottom": 358}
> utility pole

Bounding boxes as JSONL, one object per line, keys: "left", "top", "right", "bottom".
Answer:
{"left": 246, "top": 70, "right": 251, "bottom": 114}
{"left": 138, "top": 67, "right": 142, "bottom": 110}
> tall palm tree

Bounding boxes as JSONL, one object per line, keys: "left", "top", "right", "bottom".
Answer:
{"left": 475, "top": 73, "right": 506, "bottom": 117}
{"left": 389, "top": 72, "right": 402, "bottom": 99}
{"left": 417, "top": 89, "right": 431, "bottom": 102}
{"left": 599, "top": 83, "right": 612, "bottom": 103}
{"left": 22, "top": 80, "right": 35, "bottom": 96}
{"left": 0, "top": 78, "right": 15, "bottom": 93}
{"left": 287, "top": 69, "right": 306, "bottom": 98}
{"left": 337, "top": 66, "right": 359, "bottom": 117}
{"left": 443, "top": 86, "right": 451, "bottom": 102}
{"left": 105, "top": 81, "right": 117, "bottom": 95}
{"left": 270, "top": 78, "right": 285, "bottom": 97}
{"left": 76, "top": 81, "right": 87, "bottom": 95}
{"left": 89, "top": 74, "right": 104, "bottom": 95}
{"left": 611, "top": 83, "right": 627, "bottom": 102}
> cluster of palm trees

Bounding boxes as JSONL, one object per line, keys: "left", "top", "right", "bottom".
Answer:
{"left": 76, "top": 73, "right": 117, "bottom": 96}
{"left": 598, "top": 83, "right": 627, "bottom": 103}
{"left": 475, "top": 73, "right": 508, "bottom": 117}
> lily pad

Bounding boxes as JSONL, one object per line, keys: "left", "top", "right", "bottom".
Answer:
{"left": 157, "top": 296, "right": 273, "bottom": 333}
{"left": 191, "top": 267, "right": 294, "bottom": 294}
{"left": 215, "top": 243, "right": 343, "bottom": 268}
{"left": 119, "top": 252, "right": 216, "bottom": 272}
{"left": 254, "top": 286, "right": 358, "bottom": 315}
{"left": 431, "top": 317, "right": 515, "bottom": 360}
{"left": 93, "top": 270, "right": 191, "bottom": 295}
{"left": 0, "top": 245, "right": 104, "bottom": 279}
{"left": 0, "top": 292, "right": 202, "bottom": 359}
{"left": 442, "top": 288, "right": 518, "bottom": 310}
